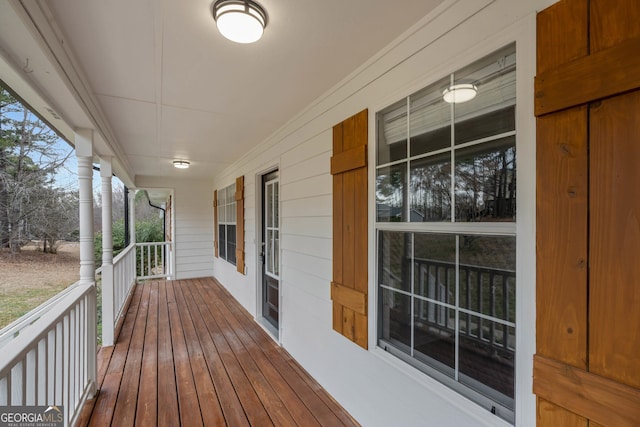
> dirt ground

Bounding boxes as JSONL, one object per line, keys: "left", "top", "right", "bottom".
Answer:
{"left": 0, "top": 241, "right": 80, "bottom": 291}
{"left": 0, "top": 242, "right": 80, "bottom": 328}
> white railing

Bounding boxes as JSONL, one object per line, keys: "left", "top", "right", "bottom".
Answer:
{"left": 100, "top": 241, "right": 171, "bottom": 346}
{"left": 0, "top": 281, "right": 97, "bottom": 427}
{"left": 0, "top": 284, "right": 84, "bottom": 350}
{"left": 136, "top": 242, "right": 173, "bottom": 280}
{"left": 100, "top": 243, "right": 137, "bottom": 346}
{"left": 112, "top": 244, "right": 136, "bottom": 324}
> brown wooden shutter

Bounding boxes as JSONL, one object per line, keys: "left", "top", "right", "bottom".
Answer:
{"left": 331, "top": 109, "right": 368, "bottom": 349}
{"left": 213, "top": 190, "right": 219, "bottom": 258}
{"left": 535, "top": 1, "right": 640, "bottom": 425}
{"left": 235, "top": 176, "right": 245, "bottom": 274}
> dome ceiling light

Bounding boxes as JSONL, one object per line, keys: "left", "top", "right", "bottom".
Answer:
{"left": 213, "top": 0, "right": 268, "bottom": 44}
{"left": 173, "top": 160, "right": 190, "bottom": 169}
{"left": 442, "top": 84, "right": 478, "bottom": 104}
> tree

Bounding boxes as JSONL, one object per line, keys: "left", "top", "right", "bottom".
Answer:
{"left": 0, "top": 87, "right": 74, "bottom": 251}
{"left": 30, "top": 187, "right": 79, "bottom": 253}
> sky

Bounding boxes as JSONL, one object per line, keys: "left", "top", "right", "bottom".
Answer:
{"left": 3, "top": 88, "right": 122, "bottom": 197}
{"left": 53, "top": 138, "right": 123, "bottom": 196}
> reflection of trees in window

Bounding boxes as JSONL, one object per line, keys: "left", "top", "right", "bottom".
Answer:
{"left": 410, "top": 155, "right": 451, "bottom": 222}
{"left": 376, "top": 165, "right": 405, "bottom": 222}
{"left": 455, "top": 139, "right": 515, "bottom": 222}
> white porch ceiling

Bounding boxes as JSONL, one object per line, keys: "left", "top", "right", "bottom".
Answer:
{"left": 2, "top": 0, "right": 445, "bottom": 182}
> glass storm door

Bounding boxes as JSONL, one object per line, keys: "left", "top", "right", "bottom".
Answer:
{"left": 262, "top": 171, "right": 279, "bottom": 330}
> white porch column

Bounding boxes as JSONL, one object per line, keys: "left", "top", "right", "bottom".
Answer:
{"left": 75, "top": 128, "right": 96, "bottom": 396}
{"left": 100, "top": 157, "right": 115, "bottom": 346}
{"left": 128, "top": 190, "right": 136, "bottom": 245}
{"left": 76, "top": 130, "right": 95, "bottom": 284}
{"left": 128, "top": 189, "right": 136, "bottom": 281}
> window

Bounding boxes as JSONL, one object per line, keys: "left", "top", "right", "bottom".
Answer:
{"left": 217, "top": 183, "right": 237, "bottom": 265}
{"left": 376, "top": 44, "right": 516, "bottom": 422}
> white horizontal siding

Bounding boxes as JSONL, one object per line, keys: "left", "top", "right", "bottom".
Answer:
{"left": 281, "top": 234, "right": 331, "bottom": 260}
{"left": 280, "top": 174, "right": 331, "bottom": 200}
{"left": 282, "top": 265, "right": 331, "bottom": 302}
{"left": 282, "top": 216, "right": 332, "bottom": 239}
{"left": 282, "top": 195, "right": 332, "bottom": 218}
{"left": 210, "top": 0, "right": 550, "bottom": 425}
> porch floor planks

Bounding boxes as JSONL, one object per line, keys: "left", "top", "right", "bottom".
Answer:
{"left": 197, "top": 278, "right": 358, "bottom": 427}
{"left": 191, "top": 278, "right": 324, "bottom": 427}
{"left": 156, "top": 279, "right": 180, "bottom": 426}
{"left": 86, "top": 281, "right": 144, "bottom": 427}
{"left": 110, "top": 279, "right": 151, "bottom": 425}
{"left": 183, "top": 281, "right": 274, "bottom": 427}
{"left": 185, "top": 280, "right": 299, "bottom": 426}
{"left": 79, "top": 277, "right": 359, "bottom": 427}
{"left": 198, "top": 279, "right": 352, "bottom": 427}
{"left": 135, "top": 280, "right": 158, "bottom": 426}
{"left": 175, "top": 280, "right": 258, "bottom": 426}
{"left": 165, "top": 280, "right": 205, "bottom": 427}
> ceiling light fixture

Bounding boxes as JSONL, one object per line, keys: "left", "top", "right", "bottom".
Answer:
{"left": 173, "top": 160, "right": 190, "bottom": 169}
{"left": 442, "top": 83, "right": 478, "bottom": 104}
{"left": 213, "top": 0, "right": 268, "bottom": 44}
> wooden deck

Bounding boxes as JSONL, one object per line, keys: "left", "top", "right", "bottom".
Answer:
{"left": 79, "top": 277, "right": 359, "bottom": 426}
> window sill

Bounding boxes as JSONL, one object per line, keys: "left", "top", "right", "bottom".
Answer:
{"left": 371, "top": 346, "right": 514, "bottom": 427}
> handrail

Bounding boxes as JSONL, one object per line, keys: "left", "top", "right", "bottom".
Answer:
{"left": 0, "top": 281, "right": 96, "bottom": 426}
{"left": 112, "top": 243, "right": 136, "bottom": 322}
{"left": 0, "top": 282, "right": 81, "bottom": 349}
{"left": 113, "top": 242, "right": 135, "bottom": 265}
{"left": 136, "top": 241, "right": 173, "bottom": 280}
{"left": 101, "top": 243, "right": 137, "bottom": 346}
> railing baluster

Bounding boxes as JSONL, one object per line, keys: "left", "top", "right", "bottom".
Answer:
{"left": 502, "top": 274, "right": 509, "bottom": 349}
{"left": 63, "top": 314, "right": 69, "bottom": 425}
{"left": 466, "top": 270, "right": 471, "bottom": 338}
{"left": 490, "top": 273, "right": 496, "bottom": 345}
{"left": 477, "top": 271, "right": 483, "bottom": 341}
{"left": 0, "top": 376, "right": 7, "bottom": 405}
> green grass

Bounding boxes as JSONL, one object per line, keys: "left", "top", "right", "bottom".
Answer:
{"left": 0, "top": 285, "right": 68, "bottom": 329}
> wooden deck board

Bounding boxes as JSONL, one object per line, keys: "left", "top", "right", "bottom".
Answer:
{"left": 80, "top": 277, "right": 359, "bottom": 427}
{"left": 135, "top": 281, "right": 158, "bottom": 426}
{"left": 192, "top": 278, "right": 325, "bottom": 427}
{"left": 110, "top": 280, "right": 150, "bottom": 426}
{"left": 86, "top": 283, "right": 144, "bottom": 427}
{"left": 196, "top": 279, "right": 349, "bottom": 427}
{"left": 156, "top": 278, "right": 180, "bottom": 427}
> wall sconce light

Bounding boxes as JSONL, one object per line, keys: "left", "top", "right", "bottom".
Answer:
{"left": 213, "top": 0, "right": 268, "bottom": 44}
{"left": 442, "top": 84, "right": 478, "bottom": 104}
{"left": 173, "top": 160, "right": 190, "bottom": 169}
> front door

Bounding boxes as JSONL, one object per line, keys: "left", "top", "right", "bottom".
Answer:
{"left": 261, "top": 170, "right": 279, "bottom": 331}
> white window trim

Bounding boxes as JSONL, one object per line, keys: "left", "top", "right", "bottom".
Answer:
{"left": 367, "top": 14, "right": 536, "bottom": 427}
{"left": 218, "top": 182, "right": 237, "bottom": 266}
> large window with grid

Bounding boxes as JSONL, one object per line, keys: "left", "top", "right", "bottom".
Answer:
{"left": 376, "top": 44, "right": 516, "bottom": 422}
{"left": 217, "top": 183, "right": 237, "bottom": 265}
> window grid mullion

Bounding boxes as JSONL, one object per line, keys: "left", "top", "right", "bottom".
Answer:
{"left": 454, "top": 234, "right": 460, "bottom": 382}
{"left": 410, "top": 232, "right": 415, "bottom": 358}
{"left": 449, "top": 73, "right": 456, "bottom": 224}
{"left": 406, "top": 96, "right": 411, "bottom": 223}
